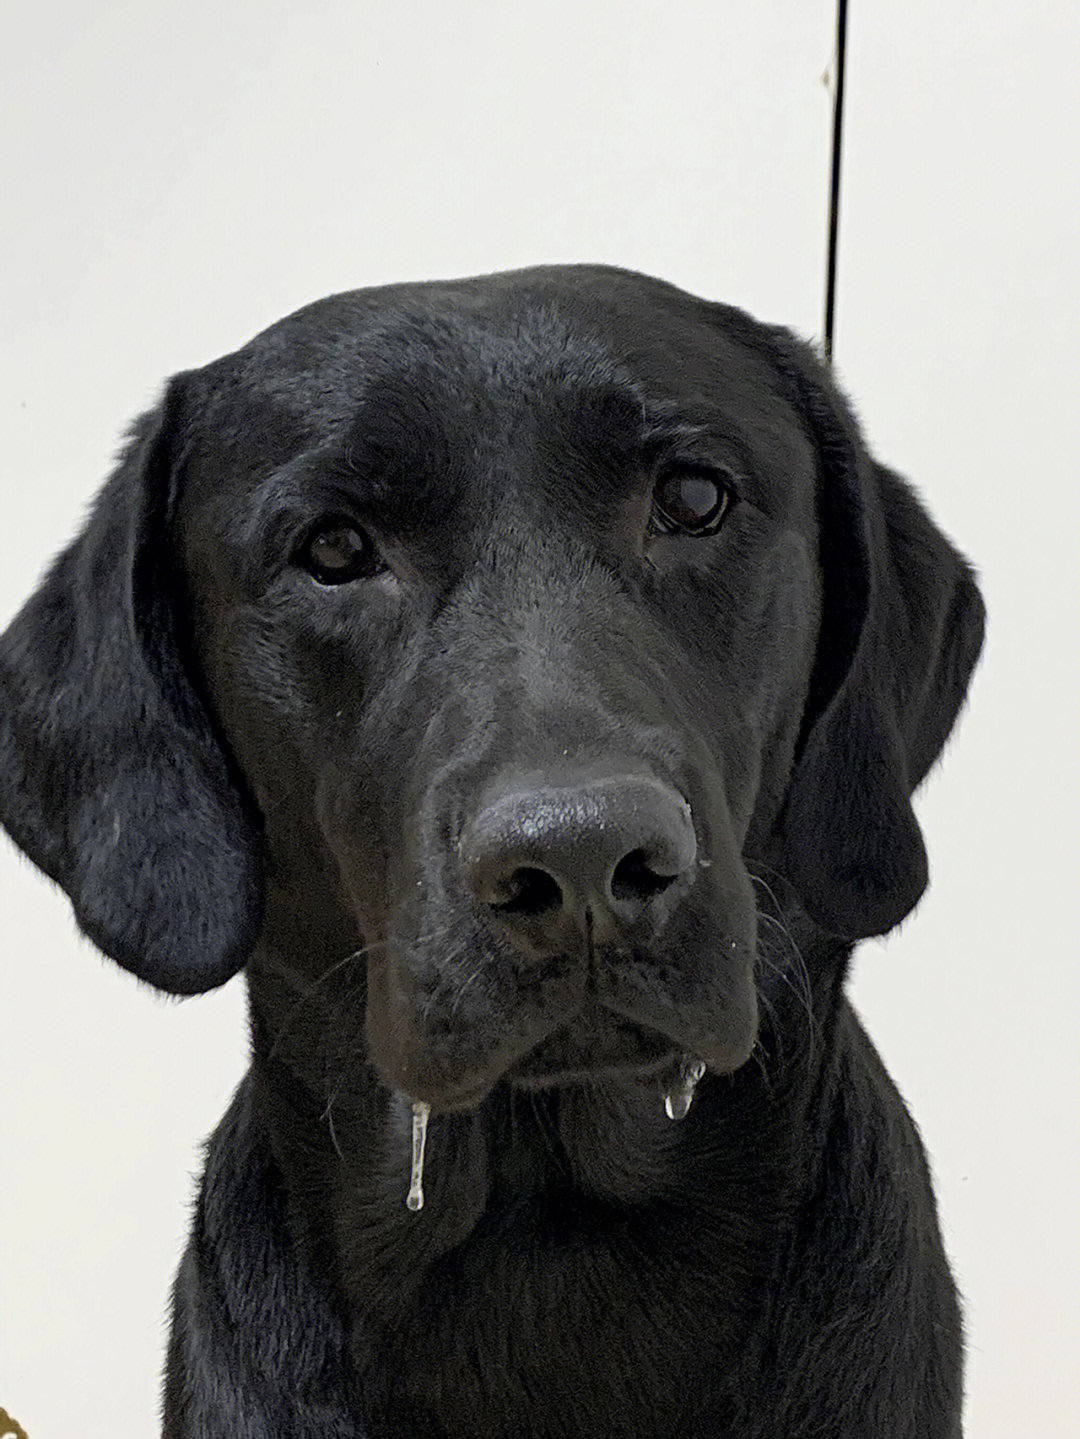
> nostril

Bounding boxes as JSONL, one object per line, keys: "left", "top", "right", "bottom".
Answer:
{"left": 488, "top": 866, "right": 564, "bottom": 917}
{"left": 460, "top": 775, "right": 697, "bottom": 945}
{"left": 609, "top": 848, "right": 680, "bottom": 904}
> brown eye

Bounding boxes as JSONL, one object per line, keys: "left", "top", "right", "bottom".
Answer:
{"left": 298, "top": 521, "right": 382, "bottom": 584}
{"left": 651, "top": 464, "right": 735, "bottom": 536}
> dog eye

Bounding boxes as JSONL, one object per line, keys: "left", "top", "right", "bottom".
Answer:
{"left": 650, "top": 464, "right": 735, "bottom": 536}
{"left": 297, "top": 521, "right": 383, "bottom": 584}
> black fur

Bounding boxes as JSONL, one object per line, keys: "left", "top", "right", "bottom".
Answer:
{"left": 0, "top": 266, "right": 983, "bottom": 1437}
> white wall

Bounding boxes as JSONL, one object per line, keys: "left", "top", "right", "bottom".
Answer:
{"left": 840, "top": 9, "right": 1080, "bottom": 1436}
{"left": 1, "top": 4, "right": 1074, "bottom": 1436}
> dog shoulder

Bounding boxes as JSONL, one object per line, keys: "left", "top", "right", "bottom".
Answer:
{"left": 759, "top": 1003, "right": 964, "bottom": 1435}
{"left": 162, "top": 1077, "right": 365, "bottom": 1437}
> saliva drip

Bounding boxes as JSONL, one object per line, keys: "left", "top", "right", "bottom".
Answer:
{"left": 405, "top": 1055, "right": 703, "bottom": 1211}
{"left": 664, "top": 1058, "right": 707, "bottom": 1121}
{"left": 406, "top": 1100, "right": 431, "bottom": 1212}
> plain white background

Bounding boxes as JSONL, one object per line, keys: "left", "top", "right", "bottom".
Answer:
{"left": 2, "top": 3, "right": 1077, "bottom": 1435}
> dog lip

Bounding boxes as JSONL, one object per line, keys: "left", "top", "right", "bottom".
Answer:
{"left": 503, "top": 1008, "right": 679, "bottom": 1088}
{"left": 508, "top": 1053, "right": 679, "bottom": 1091}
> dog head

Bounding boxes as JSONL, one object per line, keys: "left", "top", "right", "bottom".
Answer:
{"left": 0, "top": 266, "right": 983, "bottom": 1109}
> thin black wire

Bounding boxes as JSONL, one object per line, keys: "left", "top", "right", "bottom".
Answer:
{"left": 824, "top": 0, "right": 848, "bottom": 364}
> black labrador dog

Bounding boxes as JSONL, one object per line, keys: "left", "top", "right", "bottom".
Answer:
{"left": 0, "top": 266, "right": 983, "bottom": 1437}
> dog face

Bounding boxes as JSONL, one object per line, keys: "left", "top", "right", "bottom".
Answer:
{"left": 0, "top": 266, "right": 984, "bottom": 1113}
{"left": 174, "top": 282, "right": 821, "bottom": 1108}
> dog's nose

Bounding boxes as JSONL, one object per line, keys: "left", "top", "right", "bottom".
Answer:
{"left": 460, "top": 775, "right": 697, "bottom": 951}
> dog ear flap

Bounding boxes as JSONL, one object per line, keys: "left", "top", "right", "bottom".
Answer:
{"left": 765, "top": 331, "right": 985, "bottom": 938}
{"left": 0, "top": 379, "right": 263, "bottom": 993}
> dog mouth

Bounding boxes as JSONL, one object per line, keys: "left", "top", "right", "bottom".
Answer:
{"left": 368, "top": 927, "right": 760, "bottom": 1117}
{"left": 395, "top": 1006, "right": 687, "bottom": 1114}
{"left": 364, "top": 870, "right": 760, "bottom": 1124}
{"left": 399, "top": 1009, "right": 710, "bottom": 1213}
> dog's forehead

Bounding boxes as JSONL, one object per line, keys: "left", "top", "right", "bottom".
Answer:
{"left": 185, "top": 267, "right": 811, "bottom": 511}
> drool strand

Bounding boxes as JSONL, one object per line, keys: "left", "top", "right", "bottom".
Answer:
{"left": 406, "top": 1100, "right": 431, "bottom": 1212}
{"left": 664, "top": 1058, "right": 707, "bottom": 1121}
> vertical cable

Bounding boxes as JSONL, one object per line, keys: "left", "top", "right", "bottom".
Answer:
{"left": 824, "top": 0, "right": 848, "bottom": 364}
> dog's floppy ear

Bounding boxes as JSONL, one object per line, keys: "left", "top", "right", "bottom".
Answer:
{"left": 0, "top": 379, "right": 263, "bottom": 993}
{"left": 765, "top": 331, "right": 985, "bottom": 938}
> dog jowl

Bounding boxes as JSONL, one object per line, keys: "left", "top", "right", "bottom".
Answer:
{"left": 0, "top": 266, "right": 983, "bottom": 1438}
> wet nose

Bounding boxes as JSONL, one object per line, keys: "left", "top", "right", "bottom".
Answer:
{"left": 460, "top": 775, "right": 697, "bottom": 952}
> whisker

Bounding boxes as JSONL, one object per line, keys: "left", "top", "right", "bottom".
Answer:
{"left": 446, "top": 951, "right": 492, "bottom": 1019}
{"left": 265, "top": 948, "right": 365, "bottom": 1062}
{"left": 753, "top": 978, "right": 784, "bottom": 1076}
{"left": 747, "top": 869, "right": 819, "bottom": 1063}
{"left": 755, "top": 938, "right": 819, "bottom": 1058}
{"left": 325, "top": 1092, "right": 347, "bottom": 1165}
{"left": 264, "top": 923, "right": 458, "bottom": 1066}
{"left": 749, "top": 1033, "right": 775, "bottom": 1094}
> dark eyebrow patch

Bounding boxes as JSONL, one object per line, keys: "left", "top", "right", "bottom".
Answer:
{"left": 529, "top": 380, "right": 649, "bottom": 493}
{"left": 333, "top": 367, "right": 473, "bottom": 531}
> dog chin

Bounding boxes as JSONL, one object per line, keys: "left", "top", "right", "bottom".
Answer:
{"left": 504, "top": 1012, "right": 679, "bottom": 1090}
